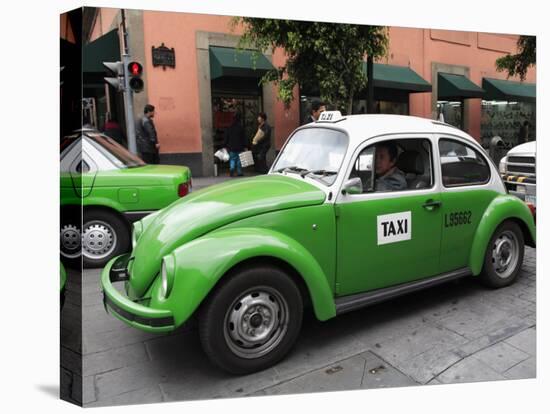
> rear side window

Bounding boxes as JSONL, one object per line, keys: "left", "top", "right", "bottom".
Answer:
{"left": 439, "top": 138, "right": 490, "bottom": 187}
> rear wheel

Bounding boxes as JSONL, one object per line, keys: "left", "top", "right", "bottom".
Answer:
{"left": 480, "top": 221, "right": 524, "bottom": 288}
{"left": 60, "top": 209, "right": 81, "bottom": 269}
{"left": 82, "top": 210, "right": 130, "bottom": 268}
{"left": 199, "top": 266, "right": 303, "bottom": 375}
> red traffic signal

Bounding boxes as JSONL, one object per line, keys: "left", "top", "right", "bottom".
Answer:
{"left": 127, "top": 61, "right": 144, "bottom": 93}
{"left": 128, "top": 62, "right": 143, "bottom": 76}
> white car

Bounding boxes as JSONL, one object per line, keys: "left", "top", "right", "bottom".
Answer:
{"left": 499, "top": 141, "right": 536, "bottom": 214}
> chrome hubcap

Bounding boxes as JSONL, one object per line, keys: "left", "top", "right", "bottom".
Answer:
{"left": 492, "top": 230, "right": 519, "bottom": 279}
{"left": 60, "top": 224, "right": 81, "bottom": 258}
{"left": 224, "top": 287, "right": 289, "bottom": 359}
{"left": 82, "top": 221, "right": 116, "bottom": 260}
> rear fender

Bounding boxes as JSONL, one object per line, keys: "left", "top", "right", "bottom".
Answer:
{"left": 469, "top": 195, "right": 536, "bottom": 275}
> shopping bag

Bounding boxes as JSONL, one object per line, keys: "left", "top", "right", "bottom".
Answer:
{"left": 214, "top": 147, "right": 229, "bottom": 162}
{"left": 239, "top": 150, "right": 254, "bottom": 167}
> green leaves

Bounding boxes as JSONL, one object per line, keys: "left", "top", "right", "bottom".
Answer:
{"left": 233, "top": 18, "right": 388, "bottom": 112}
{"left": 496, "top": 35, "right": 536, "bottom": 81}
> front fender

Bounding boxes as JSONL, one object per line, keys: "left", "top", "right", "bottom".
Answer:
{"left": 469, "top": 195, "right": 536, "bottom": 275}
{"left": 149, "top": 227, "right": 336, "bottom": 328}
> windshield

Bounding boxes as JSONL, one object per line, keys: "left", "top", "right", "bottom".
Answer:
{"left": 86, "top": 133, "right": 145, "bottom": 168}
{"left": 272, "top": 127, "right": 348, "bottom": 185}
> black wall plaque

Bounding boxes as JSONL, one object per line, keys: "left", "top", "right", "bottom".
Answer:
{"left": 152, "top": 43, "right": 175, "bottom": 69}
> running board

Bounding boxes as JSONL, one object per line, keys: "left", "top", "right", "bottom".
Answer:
{"left": 335, "top": 268, "right": 471, "bottom": 315}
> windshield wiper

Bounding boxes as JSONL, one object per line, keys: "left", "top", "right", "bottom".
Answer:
{"left": 300, "top": 169, "right": 338, "bottom": 178}
{"left": 274, "top": 165, "right": 308, "bottom": 174}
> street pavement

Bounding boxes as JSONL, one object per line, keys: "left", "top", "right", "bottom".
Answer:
{"left": 60, "top": 245, "right": 536, "bottom": 407}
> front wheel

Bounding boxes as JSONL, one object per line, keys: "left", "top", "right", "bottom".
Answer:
{"left": 82, "top": 210, "right": 130, "bottom": 268}
{"left": 480, "top": 221, "right": 524, "bottom": 288}
{"left": 199, "top": 266, "right": 303, "bottom": 375}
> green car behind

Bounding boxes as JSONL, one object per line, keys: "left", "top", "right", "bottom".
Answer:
{"left": 60, "top": 129, "right": 192, "bottom": 267}
{"left": 101, "top": 113, "right": 535, "bottom": 375}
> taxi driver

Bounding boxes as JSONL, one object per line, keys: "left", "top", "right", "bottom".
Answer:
{"left": 375, "top": 142, "right": 407, "bottom": 191}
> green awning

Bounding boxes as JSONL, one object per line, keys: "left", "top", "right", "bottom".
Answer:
{"left": 83, "top": 29, "right": 120, "bottom": 73}
{"left": 438, "top": 73, "right": 484, "bottom": 99}
{"left": 209, "top": 46, "right": 274, "bottom": 80}
{"left": 364, "top": 63, "right": 432, "bottom": 92}
{"left": 482, "top": 78, "right": 536, "bottom": 103}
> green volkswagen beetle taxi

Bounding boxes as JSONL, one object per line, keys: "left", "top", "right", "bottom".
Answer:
{"left": 101, "top": 112, "right": 535, "bottom": 374}
{"left": 61, "top": 129, "right": 192, "bottom": 268}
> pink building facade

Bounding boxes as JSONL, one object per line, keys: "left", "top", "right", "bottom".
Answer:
{"left": 84, "top": 8, "right": 536, "bottom": 176}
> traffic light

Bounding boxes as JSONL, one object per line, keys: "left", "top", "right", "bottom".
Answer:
{"left": 103, "top": 61, "right": 124, "bottom": 91}
{"left": 128, "top": 61, "right": 144, "bottom": 93}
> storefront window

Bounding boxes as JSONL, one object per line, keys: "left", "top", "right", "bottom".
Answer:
{"left": 377, "top": 101, "right": 408, "bottom": 115}
{"left": 480, "top": 101, "right": 536, "bottom": 148}
{"left": 212, "top": 95, "right": 262, "bottom": 152}
{"left": 352, "top": 99, "right": 408, "bottom": 115}
{"left": 437, "top": 101, "right": 463, "bottom": 130}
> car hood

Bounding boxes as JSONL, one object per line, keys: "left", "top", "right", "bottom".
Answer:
{"left": 507, "top": 141, "right": 536, "bottom": 156}
{"left": 129, "top": 174, "right": 326, "bottom": 297}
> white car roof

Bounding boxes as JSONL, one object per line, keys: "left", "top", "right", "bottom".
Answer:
{"left": 299, "top": 114, "right": 477, "bottom": 146}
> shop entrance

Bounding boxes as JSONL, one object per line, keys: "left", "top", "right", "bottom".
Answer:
{"left": 211, "top": 80, "right": 263, "bottom": 175}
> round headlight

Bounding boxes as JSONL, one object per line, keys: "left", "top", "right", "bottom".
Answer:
{"left": 132, "top": 221, "right": 143, "bottom": 249}
{"left": 159, "top": 255, "right": 175, "bottom": 299}
{"left": 160, "top": 261, "right": 168, "bottom": 297}
{"left": 499, "top": 156, "right": 507, "bottom": 175}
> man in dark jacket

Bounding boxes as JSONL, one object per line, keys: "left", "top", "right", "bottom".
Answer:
{"left": 224, "top": 112, "right": 247, "bottom": 176}
{"left": 136, "top": 104, "right": 159, "bottom": 164}
{"left": 302, "top": 100, "right": 326, "bottom": 125}
{"left": 252, "top": 112, "right": 271, "bottom": 173}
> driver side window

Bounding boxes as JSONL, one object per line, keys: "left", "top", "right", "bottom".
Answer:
{"left": 348, "top": 138, "right": 434, "bottom": 193}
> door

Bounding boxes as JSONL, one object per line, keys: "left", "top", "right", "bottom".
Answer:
{"left": 437, "top": 137, "right": 495, "bottom": 273}
{"left": 335, "top": 136, "right": 442, "bottom": 296}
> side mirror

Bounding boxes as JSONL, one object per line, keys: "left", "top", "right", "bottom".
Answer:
{"left": 341, "top": 177, "right": 363, "bottom": 195}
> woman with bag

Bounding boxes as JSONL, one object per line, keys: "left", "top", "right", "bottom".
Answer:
{"left": 252, "top": 112, "right": 271, "bottom": 174}
{"left": 223, "top": 112, "right": 247, "bottom": 177}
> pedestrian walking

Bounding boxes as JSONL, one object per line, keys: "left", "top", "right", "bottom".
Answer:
{"left": 136, "top": 104, "right": 160, "bottom": 164}
{"left": 252, "top": 112, "right": 271, "bottom": 174}
{"left": 224, "top": 112, "right": 247, "bottom": 176}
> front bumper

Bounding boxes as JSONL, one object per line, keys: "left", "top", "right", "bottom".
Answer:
{"left": 501, "top": 174, "right": 536, "bottom": 208}
{"left": 101, "top": 254, "right": 175, "bottom": 333}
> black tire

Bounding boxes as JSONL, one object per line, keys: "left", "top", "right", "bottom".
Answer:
{"left": 480, "top": 220, "right": 524, "bottom": 288}
{"left": 82, "top": 209, "right": 130, "bottom": 268}
{"left": 199, "top": 266, "right": 303, "bottom": 375}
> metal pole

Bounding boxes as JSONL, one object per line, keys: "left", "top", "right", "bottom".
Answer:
{"left": 367, "top": 55, "right": 375, "bottom": 114}
{"left": 121, "top": 9, "right": 138, "bottom": 154}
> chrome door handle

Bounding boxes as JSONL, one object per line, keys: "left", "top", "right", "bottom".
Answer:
{"left": 422, "top": 199, "right": 442, "bottom": 209}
